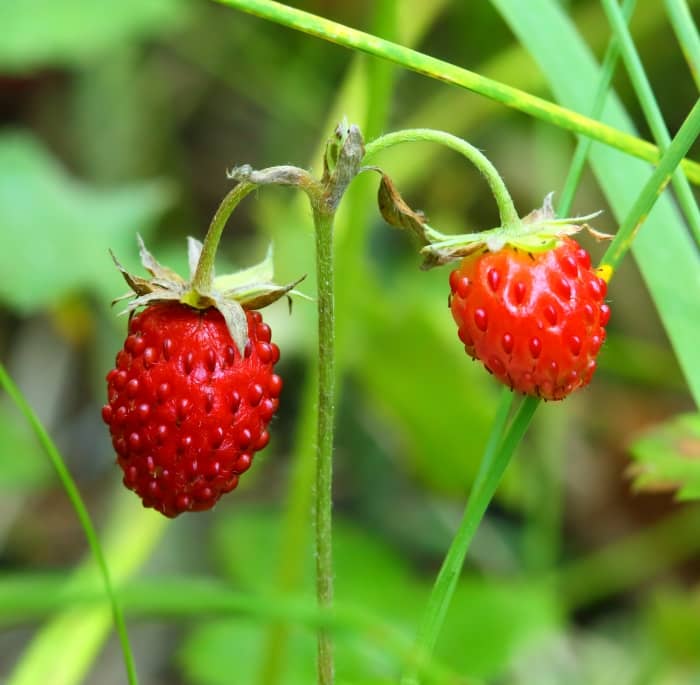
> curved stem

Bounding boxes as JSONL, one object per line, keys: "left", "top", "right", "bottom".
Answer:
{"left": 190, "top": 181, "right": 257, "bottom": 292}
{"left": 364, "top": 128, "right": 520, "bottom": 228}
{"left": 0, "top": 364, "right": 139, "bottom": 685}
{"left": 313, "top": 206, "right": 336, "bottom": 685}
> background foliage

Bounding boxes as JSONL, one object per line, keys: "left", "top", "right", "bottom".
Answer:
{"left": 1, "top": 1, "right": 699, "bottom": 683}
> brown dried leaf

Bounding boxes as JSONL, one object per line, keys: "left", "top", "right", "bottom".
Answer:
{"left": 377, "top": 173, "right": 432, "bottom": 246}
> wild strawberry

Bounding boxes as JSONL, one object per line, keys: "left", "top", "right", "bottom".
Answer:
{"left": 449, "top": 237, "right": 609, "bottom": 401}
{"left": 103, "top": 234, "right": 303, "bottom": 516}
{"left": 103, "top": 303, "right": 282, "bottom": 517}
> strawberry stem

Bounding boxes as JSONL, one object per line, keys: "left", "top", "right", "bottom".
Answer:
{"left": 364, "top": 128, "right": 520, "bottom": 229}
{"left": 309, "top": 123, "right": 365, "bottom": 685}
{"left": 190, "top": 181, "right": 257, "bottom": 295}
{"left": 312, "top": 206, "right": 336, "bottom": 685}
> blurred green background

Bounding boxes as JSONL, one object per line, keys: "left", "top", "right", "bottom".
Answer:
{"left": 1, "top": 0, "right": 699, "bottom": 683}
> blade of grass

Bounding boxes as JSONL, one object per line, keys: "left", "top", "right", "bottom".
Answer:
{"left": 212, "top": 0, "right": 700, "bottom": 185}
{"left": 601, "top": 0, "right": 700, "bottom": 245}
{"left": 380, "top": 1, "right": 666, "bottom": 198}
{"left": 0, "top": 364, "right": 139, "bottom": 685}
{"left": 7, "top": 491, "right": 165, "bottom": 685}
{"left": 664, "top": 0, "right": 700, "bottom": 90}
{"left": 492, "top": 0, "right": 700, "bottom": 408}
{"left": 402, "top": 395, "right": 538, "bottom": 685}
{"left": 600, "top": 98, "right": 700, "bottom": 272}
{"left": 558, "top": 0, "right": 637, "bottom": 215}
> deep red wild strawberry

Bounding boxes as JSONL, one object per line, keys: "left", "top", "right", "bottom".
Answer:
{"left": 103, "top": 232, "right": 302, "bottom": 517}
{"left": 103, "top": 303, "right": 281, "bottom": 517}
{"left": 449, "top": 237, "right": 610, "bottom": 401}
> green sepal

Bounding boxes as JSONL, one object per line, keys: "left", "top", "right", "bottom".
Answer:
{"left": 110, "top": 236, "right": 306, "bottom": 354}
{"left": 417, "top": 193, "right": 607, "bottom": 268}
{"left": 213, "top": 244, "right": 274, "bottom": 292}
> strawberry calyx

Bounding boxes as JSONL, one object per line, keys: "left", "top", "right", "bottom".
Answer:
{"left": 111, "top": 235, "right": 305, "bottom": 355}
{"left": 377, "top": 177, "right": 609, "bottom": 269}
{"left": 421, "top": 193, "right": 608, "bottom": 268}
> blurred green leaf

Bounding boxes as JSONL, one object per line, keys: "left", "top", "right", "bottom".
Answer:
{"left": 629, "top": 412, "right": 700, "bottom": 500}
{"left": 0, "top": 130, "right": 173, "bottom": 313}
{"left": 0, "top": 407, "right": 51, "bottom": 489}
{"left": 351, "top": 267, "right": 506, "bottom": 497}
{"left": 491, "top": 0, "right": 700, "bottom": 408}
{"left": 646, "top": 589, "right": 700, "bottom": 668}
{"left": 180, "top": 618, "right": 316, "bottom": 685}
{"left": 438, "top": 579, "right": 558, "bottom": 678}
{"left": 180, "top": 507, "right": 558, "bottom": 683}
{"left": 0, "top": 0, "right": 187, "bottom": 72}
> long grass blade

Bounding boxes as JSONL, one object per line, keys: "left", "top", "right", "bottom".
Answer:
{"left": 0, "top": 364, "right": 139, "bottom": 685}
{"left": 602, "top": 0, "right": 700, "bottom": 244}
{"left": 664, "top": 0, "right": 700, "bottom": 90}
{"left": 211, "top": 0, "right": 700, "bottom": 185}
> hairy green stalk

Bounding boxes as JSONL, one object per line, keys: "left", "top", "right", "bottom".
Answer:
{"left": 364, "top": 128, "right": 519, "bottom": 227}
{"left": 190, "top": 181, "right": 257, "bottom": 292}
{"left": 0, "top": 364, "right": 138, "bottom": 685}
{"left": 212, "top": 0, "right": 700, "bottom": 185}
{"left": 312, "top": 206, "right": 336, "bottom": 685}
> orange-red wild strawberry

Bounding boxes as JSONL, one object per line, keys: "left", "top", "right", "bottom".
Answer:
{"left": 449, "top": 237, "right": 609, "bottom": 401}
{"left": 102, "top": 302, "right": 281, "bottom": 517}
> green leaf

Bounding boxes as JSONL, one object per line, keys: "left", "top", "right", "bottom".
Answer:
{"left": 490, "top": 0, "right": 700, "bottom": 407}
{"left": 0, "top": 0, "right": 187, "bottom": 72}
{"left": 438, "top": 579, "right": 558, "bottom": 678}
{"left": 629, "top": 412, "right": 700, "bottom": 500}
{"left": 180, "top": 507, "right": 558, "bottom": 683}
{"left": 350, "top": 268, "right": 516, "bottom": 498}
{"left": 0, "top": 130, "right": 173, "bottom": 313}
{"left": 646, "top": 589, "right": 700, "bottom": 667}
{"left": 180, "top": 618, "right": 316, "bottom": 685}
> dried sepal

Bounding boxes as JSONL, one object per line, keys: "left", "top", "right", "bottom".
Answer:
{"left": 223, "top": 273, "right": 307, "bottom": 310}
{"left": 110, "top": 249, "right": 157, "bottom": 297}
{"left": 212, "top": 296, "right": 249, "bottom": 357}
{"left": 413, "top": 194, "right": 609, "bottom": 268}
{"left": 116, "top": 290, "right": 181, "bottom": 316}
{"left": 376, "top": 172, "right": 443, "bottom": 246}
{"left": 137, "top": 234, "right": 185, "bottom": 285}
{"left": 110, "top": 236, "right": 305, "bottom": 353}
{"left": 187, "top": 237, "right": 205, "bottom": 279}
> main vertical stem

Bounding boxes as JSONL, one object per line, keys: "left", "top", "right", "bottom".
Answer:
{"left": 313, "top": 206, "right": 336, "bottom": 685}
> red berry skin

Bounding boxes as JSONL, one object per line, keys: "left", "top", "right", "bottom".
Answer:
{"left": 449, "top": 238, "right": 609, "bottom": 401}
{"left": 102, "top": 303, "right": 281, "bottom": 517}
